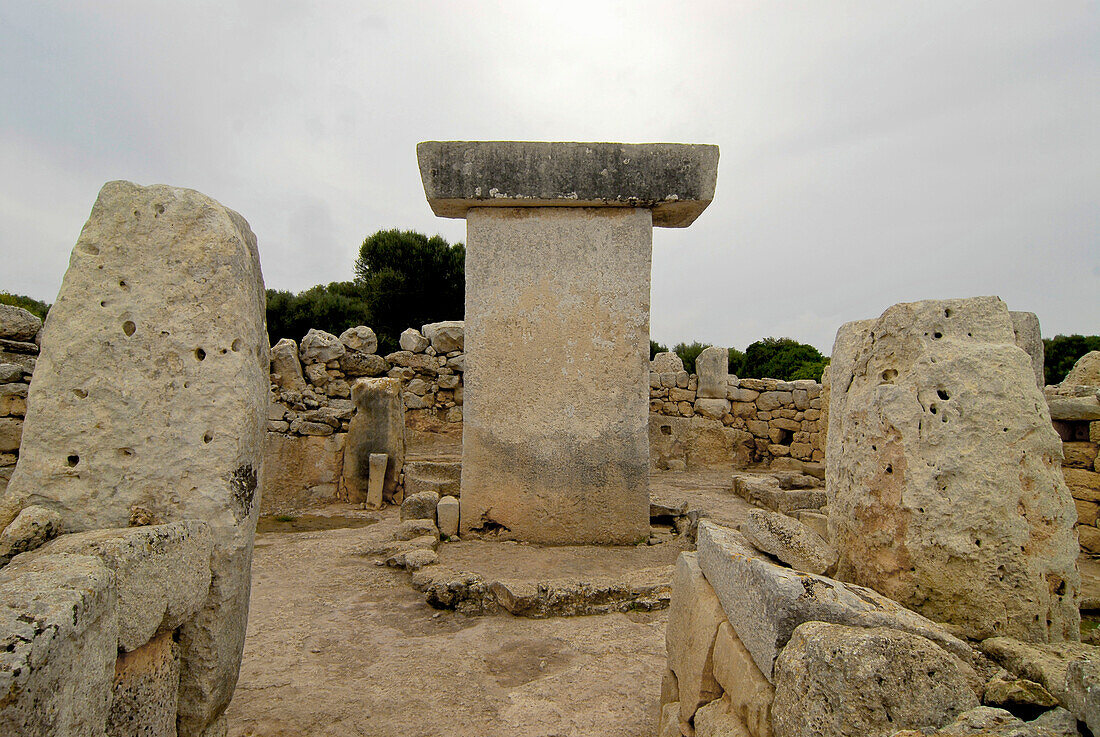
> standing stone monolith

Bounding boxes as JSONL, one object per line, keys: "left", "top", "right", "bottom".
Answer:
{"left": 826, "top": 296, "right": 1079, "bottom": 642}
{"left": 418, "top": 141, "right": 718, "bottom": 543}
{"left": 696, "top": 345, "right": 730, "bottom": 399}
{"left": 0, "top": 181, "right": 268, "bottom": 736}
{"left": 342, "top": 378, "right": 405, "bottom": 505}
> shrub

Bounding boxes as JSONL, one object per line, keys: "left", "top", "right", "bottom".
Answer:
{"left": 0, "top": 292, "right": 50, "bottom": 320}
{"left": 1044, "top": 334, "right": 1100, "bottom": 385}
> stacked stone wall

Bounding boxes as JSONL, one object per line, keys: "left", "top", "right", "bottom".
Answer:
{"left": 0, "top": 305, "right": 40, "bottom": 496}
{"left": 1045, "top": 367, "right": 1100, "bottom": 556}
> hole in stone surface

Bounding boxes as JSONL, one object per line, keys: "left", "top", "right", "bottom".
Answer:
{"left": 967, "top": 332, "right": 972, "bottom": 337}
{"left": 975, "top": 538, "right": 982, "bottom": 547}
{"left": 881, "top": 368, "right": 898, "bottom": 383}
{"left": 194, "top": 348, "right": 206, "bottom": 361}
{"left": 119, "top": 279, "right": 129, "bottom": 290}
{"left": 100, "top": 300, "right": 107, "bottom": 307}
{"left": 79, "top": 243, "right": 100, "bottom": 255}
{"left": 117, "top": 448, "right": 134, "bottom": 457}
{"left": 885, "top": 464, "right": 893, "bottom": 474}
{"left": 72, "top": 388, "right": 88, "bottom": 399}
{"left": 202, "top": 431, "right": 213, "bottom": 444}
{"left": 122, "top": 320, "right": 136, "bottom": 336}
{"left": 660, "top": 425, "right": 672, "bottom": 435}
{"left": 937, "top": 389, "right": 950, "bottom": 400}
{"left": 231, "top": 338, "right": 242, "bottom": 352}
{"left": 66, "top": 454, "right": 79, "bottom": 467}
{"left": 944, "top": 308, "right": 952, "bottom": 317}
{"left": 155, "top": 204, "right": 165, "bottom": 216}
{"left": 133, "top": 209, "right": 140, "bottom": 218}
{"left": 930, "top": 405, "right": 938, "bottom": 415}
{"left": 933, "top": 331, "right": 943, "bottom": 340}
{"left": 220, "top": 348, "right": 227, "bottom": 354}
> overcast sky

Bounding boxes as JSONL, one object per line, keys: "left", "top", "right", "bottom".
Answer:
{"left": 1, "top": 1, "right": 1096, "bottom": 353}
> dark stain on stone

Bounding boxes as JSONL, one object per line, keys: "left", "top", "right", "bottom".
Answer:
{"left": 230, "top": 464, "right": 257, "bottom": 522}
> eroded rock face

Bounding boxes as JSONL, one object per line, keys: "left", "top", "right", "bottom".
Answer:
{"left": 0, "top": 304, "right": 42, "bottom": 342}
{"left": 696, "top": 346, "right": 729, "bottom": 399}
{"left": 771, "top": 622, "right": 978, "bottom": 737}
{"left": 1065, "top": 351, "right": 1100, "bottom": 387}
{"left": 270, "top": 338, "right": 306, "bottom": 393}
{"left": 343, "top": 378, "right": 405, "bottom": 503}
{"left": 667, "top": 552, "right": 725, "bottom": 732}
{"left": 0, "top": 181, "right": 268, "bottom": 736}
{"left": 422, "top": 321, "right": 463, "bottom": 353}
{"left": 339, "top": 326, "right": 378, "bottom": 355}
{"left": 826, "top": 297, "right": 1079, "bottom": 642}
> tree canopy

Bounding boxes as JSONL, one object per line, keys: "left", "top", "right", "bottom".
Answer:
{"left": 737, "top": 337, "right": 829, "bottom": 382}
{"left": 1044, "top": 334, "right": 1100, "bottom": 385}
{"left": 0, "top": 292, "right": 50, "bottom": 320}
{"left": 266, "top": 281, "right": 371, "bottom": 344}
{"left": 354, "top": 229, "right": 464, "bottom": 353}
{"left": 673, "top": 341, "right": 709, "bottom": 374}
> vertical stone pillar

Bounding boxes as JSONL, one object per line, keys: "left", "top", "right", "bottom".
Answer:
{"left": 417, "top": 141, "right": 719, "bottom": 543}
{"left": 0, "top": 181, "right": 268, "bottom": 736}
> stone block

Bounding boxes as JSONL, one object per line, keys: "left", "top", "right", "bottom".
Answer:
{"left": 696, "top": 522, "right": 974, "bottom": 682}
{"left": 696, "top": 346, "right": 729, "bottom": 399}
{"left": 338, "top": 350, "right": 388, "bottom": 377}
{"left": 695, "top": 398, "right": 731, "bottom": 420}
{"left": 261, "top": 433, "right": 343, "bottom": 514}
{"left": 269, "top": 338, "right": 306, "bottom": 393}
{"left": 107, "top": 631, "right": 179, "bottom": 737}
{"left": 0, "top": 553, "right": 118, "bottom": 737}
{"left": 712, "top": 622, "right": 774, "bottom": 737}
{"left": 421, "top": 321, "right": 464, "bottom": 353}
{"left": 1064, "top": 442, "right": 1099, "bottom": 469}
{"left": 740, "top": 509, "right": 836, "bottom": 575}
{"left": 437, "top": 496, "right": 459, "bottom": 538}
{"left": 366, "top": 453, "right": 387, "bottom": 510}
{"left": 23, "top": 521, "right": 213, "bottom": 652}
{"left": 653, "top": 352, "right": 684, "bottom": 373}
{"left": 339, "top": 326, "right": 377, "bottom": 355}
{"left": 731, "top": 475, "right": 826, "bottom": 515}
{"left": 1048, "top": 395, "right": 1100, "bottom": 421}
{"left": 1064, "top": 351, "right": 1100, "bottom": 386}
{"left": 1066, "top": 468, "right": 1100, "bottom": 500}
{"left": 0, "top": 416, "right": 21, "bottom": 452}
{"left": 0, "top": 181, "right": 268, "bottom": 737}
{"left": 827, "top": 297, "right": 1079, "bottom": 642}
{"left": 1009, "top": 311, "right": 1045, "bottom": 390}
{"left": 343, "top": 378, "right": 405, "bottom": 504}
{"left": 0, "top": 504, "right": 62, "bottom": 566}
{"left": 417, "top": 140, "right": 719, "bottom": 227}
{"left": 299, "top": 328, "right": 344, "bottom": 364}
{"left": 0, "top": 304, "right": 41, "bottom": 342}
{"left": 771, "top": 622, "right": 978, "bottom": 737}
{"left": 401, "top": 490, "right": 440, "bottom": 522}
{"left": 399, "top": 328, "right": 429, "bottom": 353}
{"left": 667, "top": 552, "right": 726, "bottom": 732}
{"left": 694, "top": 696, "right": 752, "bottom": 737}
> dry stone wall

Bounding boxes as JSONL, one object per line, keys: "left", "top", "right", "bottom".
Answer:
{"left": 1046, "top": 352, "right": 1100, "bottom": 557}
{"left": 0, "top": 305, "right": 39, "bottom": 497}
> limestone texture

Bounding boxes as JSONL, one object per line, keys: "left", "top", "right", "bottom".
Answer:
{"left": 343, "top": 378, "right": 405, "bottom": 504}
{"left": 422, "top": 320, "right": 464, "bottom": 353}
{"left": 261, "top": 433, "right": 343, "bottom": 514}
{"left": 0, "top": 181, "right": 268, "bottom": 736}
{"left": 652, "top": 352, "right": 685, "bottom": 373}
{"left": 1010, "top": 311, "right": 1045, "bottom": 389}
{"left": 339, "top": 326, "right": 378, "bottom": 355}
{"left": 437, "top": 495, "right": 460, "bottom": 538}
{"left": 366, "top": 452, "right": 387, "bottom": 510}
{"left": 417, "top": 141, "right": 719, "bottom": 227}
{"left": 459, "top": 207, "right": 652, "bottom": 543}
{"left": 826, "top": 297, "right": 1079, "bottom": 642}
{"left": 21, "top": 521, "right": 212, "bottom": 651}
{"left": 399, "top": 328, "right": 429, "bottom": 353}
{"left": 1065, "top": 351, "right": 1100, "bottom": 386}
{"left": 712, "top": 622, "right": 774, "bottom": 737}
{"left": 667, "top": 553, "right": 727, "bottom": 733}
{"left": 893, "top": 706, "right": 1072, "bottom": 736}
{"left": 401, "top": 490, "right": 440, "bottom": 522}
{"left": 299, "top": 329, "right": 344, "bottom": 364}
{"left": 107, "top": 631, "right": 180, "bottom": 737}
{"left": 696, "top": 522, "right": 974, "bottom": 682}
{"left": 269, "top": 338, "right": 306, "bottom": 392}
{"left": 696, "top": 346, "right": 729, "bottom": 399}
{"left": 740, "top": 508, "right": 836, "bottom": 575}
{"left": 694, "top": 697, "right": 752, "bottom": 737}
{"left": 0, "top": 504, "right": 62, "bottom": 565}
{"left": 0, "top": 553, "right": 118, "bottom": 737}
{"left": 771, "top": 622, "right": 978, "bottom": 737}
{"left": 0, "top": 303, "right": 42, "bottom": 342}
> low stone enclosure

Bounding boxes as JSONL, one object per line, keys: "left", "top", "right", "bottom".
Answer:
{"left": 1, "top": 144, "right": 1099, "bottom": 737}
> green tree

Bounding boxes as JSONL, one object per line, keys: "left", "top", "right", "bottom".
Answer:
{"left": 738, "top": 337, "right": 828, "bottom": 381}
{"left": 650, "top": 340, "right": 669, "bottom": 360}
{"left": 0, "top": 292, "right": 50, "bottom": 320}
{"left": 1044, "top": 334, "right": 1100, "bottom": 385}
{"left": 354, "top": 229, "right": 464, "bottom": 353}
{"left": 265, "top": 281, "right": 372, "bottom": 344}
{"left": 728, "top": 347, "right": 745, "bottom": 375}
{"left": 673, "top": 341, "right": 710, "bottom": 374}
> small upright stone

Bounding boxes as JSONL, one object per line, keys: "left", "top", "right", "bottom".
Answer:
{"left": 696, "top": 346, "right": 729, "bottom": 399}
{"left": 270, "top": 338, "right": 306, "bottom": 393}
{"left": 399, "top": 328, "right": 429, "bottom": 353}
{"left": 437, "top": 496, "right": 460, "bottom": 538}
{"left": 365, "top": 453, "right": 387, "bottom": 510}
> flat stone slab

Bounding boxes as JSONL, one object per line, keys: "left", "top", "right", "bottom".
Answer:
{"left": 408, "top": 535, "right": 690, "bottom": 617}
{"left": 696, "top": 521, "right": 974, "bottom": 682}
{"left": 417, "top": 141, "right": 719, "bottom": 227}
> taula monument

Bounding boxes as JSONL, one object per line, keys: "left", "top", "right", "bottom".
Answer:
{"left": 417, "top": 141, "right": 719, "bottom": 544}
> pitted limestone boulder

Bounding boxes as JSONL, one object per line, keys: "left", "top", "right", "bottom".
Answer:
{"left": 826, "top": 297, "right": 1079, "bottom": 642}
{"left": 0, "top": 181, "right": 268, "bottom": 736}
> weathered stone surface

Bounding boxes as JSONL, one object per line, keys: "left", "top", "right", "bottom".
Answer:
{"left": 299, "top": 328, "right": 344, "bottom": 364}
{"left": 981, "top": 673, "right": 1057, "bottom": 709}
{"left": 0, "top": 553, "right": 117, "bottom": 737}
{"left": 658, "top": 702, "right": 682, "bottom": 737}
{"left": 261, "top": 432, "right": 343, "bottom": 514}
{"left": 697, "top": 346, "right": 729, "bottom": 399}
{"left": 269, "top": 338, "right": 306, "bottom": 392}
{"left": 649, "top": 415, "right": 753, "bottom": 471}
{"left": 1047, "top": 395, "right": 1100, "bottom": 421}
{"left": 772, "top": 622, "right": 978, "bottom": 737}
{"left": 697, "top": 522, "right": 974, "bottom": 682}
{"left": 0, "top": 303, "right": 42, "bottom": 342}
{"left": 459, "top": 207, "right": 651, "bottom": 544}
{"left": 0, "top": 416, "right": 22, "bottom": 452}
{"left": 826, "top": 297, "right": 1079, "bottom": 642}
{"left": 437, "top": 496, "right": 460, "bottom": 538}
{"left": 0, "top": 363, "right": 23, "bottom": 383}
{"left": 731, "top": 475, "right": 826, "bottom": 515}
{"left": 107, "top": 630, "right": 180, "bottom": 737}
{"left": 21, "top": 521, "right": 212, "bottom": 652}
{"left": 1063, "top": 656, "right": 1100, "bottom": 735}
{"left": 694, "top": 696, "right": 752, "bottom": 737}
{"left": 417, "top": 141, "right": 719, "bottom": 227}
{"left": 652, "top": 352, "right": 685, "bottom": 373}
{"left": 338, "top": 350, "right": 388, "bottom": 377}
{"left": 1064, "top": 351, "right": 1100, "bottom": 387}
{"left": 366, "top": 453, "right": 387, "bottom": 510}
{"left": 339, "top": 326, "right": 378, "bottom": 355}
{"left": 0, "top": 504, "right": 63, "bottom": 566}
{"left": 401, "top": 490, "right": 440, "bottom": 522}
{"left": 740, "top": 508, "right": 836, "bottom": 576}
{"left": 394, "top": 518, "right": 439, "bottom": 541}
{"left": 1010, "top": 311, "right": 1045, "bottom": 390}
{"left": 712, "top": 621, "right": 774, "bottom": 737}
{"left": 342, "top": 378, "right": 405, "bottom": 504}
{"left": 422, "top": 321, "right": 464, "bottom": 353}
{"left": 399, "top": 328, "right": 429, "bottom": 353}
{"left": 0, "top": 181, "right": 268, "bottom": 737}
{"left": 667, "top": 552, "right": 726, "bottom": 732}
{"left": 695, "top": 397, "right": 731, "bottom": 420}
{"left": 892, "top": 706, "right": 1057, "bottom": 737}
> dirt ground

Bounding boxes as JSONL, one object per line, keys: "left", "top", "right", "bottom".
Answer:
{"left": 225, "top": 466, "right": 747, "bottom": 737}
